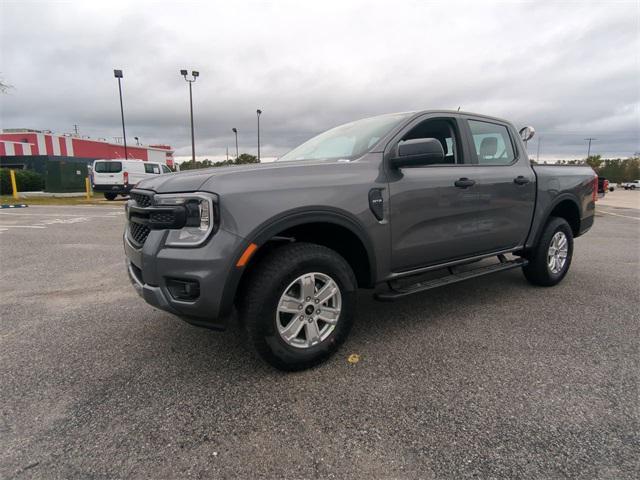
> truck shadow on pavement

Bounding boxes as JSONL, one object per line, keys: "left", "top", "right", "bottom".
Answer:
{"left": 145, "top": 268, "right": 532, "bottom": 376}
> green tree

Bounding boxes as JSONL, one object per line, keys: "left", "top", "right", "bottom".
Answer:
{"left": 178, "top": 153, "right": 260, "bottom": 170}
{"left": 235, "top": 153, "right": 259, "bottom": 165}
{"left": 585, "top": 155, "right": 603, "bottom": 171}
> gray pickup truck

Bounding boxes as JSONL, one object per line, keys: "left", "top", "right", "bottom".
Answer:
{"left": 124, "top": 110, "right": 597, "bottom": 370}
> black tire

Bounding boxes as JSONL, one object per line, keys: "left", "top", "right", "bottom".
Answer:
{"left": 104, "top": 192, "right": 117, "bottom": 201}
{"left": 241, "top": 242, "right": 357, "bottom": 371}
{"left": 522, "top": 217, "right": 573, "bottom": 287}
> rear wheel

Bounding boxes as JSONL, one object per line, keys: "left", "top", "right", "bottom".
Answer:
{"left": 241, "top": 242, "right": 357, "bottom": 371}
{"left": 104, "top": 192, "right": 117, "bottom": 201}
{"left": 522, "top": 217, "right": 573, "bottom": 287}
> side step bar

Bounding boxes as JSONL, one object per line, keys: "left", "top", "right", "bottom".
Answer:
{"left": 375, "top": 256, "right": 528, "bottom": 301}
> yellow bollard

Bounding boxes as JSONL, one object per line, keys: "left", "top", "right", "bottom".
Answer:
{"left": 85, "top": 177, "right": 91, "bottom": 199}
{"left": 9, "top": 169, "right": 19, "bottom": 199}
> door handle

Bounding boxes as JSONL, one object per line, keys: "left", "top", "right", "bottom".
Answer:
{"left": 514, "top": 176, "right": 530, "bottom": 185}
{"left": 454, "top": 178, "right": 475, "bottom": 188}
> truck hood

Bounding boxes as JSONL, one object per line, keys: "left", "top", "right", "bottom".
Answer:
{"left": 134, "top": 159, "right": 353, "bottom": 194}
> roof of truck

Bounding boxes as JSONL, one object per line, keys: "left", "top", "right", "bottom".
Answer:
{"left": 411, "top": 110, "right": 512, "bottom": 124}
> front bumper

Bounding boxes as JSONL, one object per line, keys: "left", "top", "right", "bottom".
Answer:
{"left": 124, "top": 226, "right": 246, "bottom": 330}
{"left": 93, "top": 183, "right": 133, "bottom": 194}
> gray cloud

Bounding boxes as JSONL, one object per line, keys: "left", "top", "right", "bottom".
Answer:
{"left": 1, "top": 0, "right": 638, "bottom": 161}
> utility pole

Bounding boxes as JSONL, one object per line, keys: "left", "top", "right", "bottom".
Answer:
{"left": 585, "top": 138, "right": 597, "bottom": 158}
{"left": 73, "top": 124, "right": 79, "bottom": 135}
{"left": 226, "top": 146, "right": 229, "bottom": 161}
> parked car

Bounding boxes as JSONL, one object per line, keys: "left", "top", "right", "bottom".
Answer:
{"left": 92, "top": 159, "right": 172, "bottom": 200}
{"left": 123, "top": 110, "right": 597, "bottom": 370}
{"left": 598, "top": 177, "right": 609, "bottom": 198}
{"left": 622, "top": 180, "right": 640, "bottom": 190}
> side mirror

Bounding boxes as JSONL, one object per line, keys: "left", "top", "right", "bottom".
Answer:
{"left": 519, "top": 126, "right": 535, "bottom": 142}
{"left": 392, "top": 138, "right": 444, "bottom": 168}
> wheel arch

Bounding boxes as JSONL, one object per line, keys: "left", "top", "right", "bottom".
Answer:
{"left": 529, "top": 195, "right": 581, "bottom": 250}
{"left": 547, "top": 197, "right": 581, "bottom": 236}
{"left": 220, "top": 208, "right": 377, "bottom": 317}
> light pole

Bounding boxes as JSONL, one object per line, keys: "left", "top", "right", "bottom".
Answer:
{"left": 232, "top": 128, "right": 239, "bottom": 159}
{"left": 134, "top": 136, "right": 140, "bottom": 146}
{"left": 113, "top": 69, "right": 128, "bottom": 159}
{"left": 180, "top": 69, "right": 200, "bottom": 162}
{"left": 256, "top": 109, "right": 262, "bottom": 161}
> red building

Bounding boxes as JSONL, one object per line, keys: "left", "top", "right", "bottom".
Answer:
{"left": 0, "top": 129, "right": 174, "bottom": 166}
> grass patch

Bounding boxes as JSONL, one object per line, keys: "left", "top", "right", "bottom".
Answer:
{"left": 0, "top": 194, "right": 128, "bottom": 206}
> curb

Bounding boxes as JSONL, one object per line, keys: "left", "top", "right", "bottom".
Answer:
{"left": 1, "top": 204, "right": 29, "bottom": 208}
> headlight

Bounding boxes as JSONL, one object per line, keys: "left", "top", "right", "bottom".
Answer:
{"left": 153, "top": 192, "right": 218, "bottom": 247}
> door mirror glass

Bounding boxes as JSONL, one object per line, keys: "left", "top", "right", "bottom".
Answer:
{"left": 392, "top": 138, "right": 444, "bottom": 168}
{"left": 519, "top": 126, "right": 535, "bottom": 142}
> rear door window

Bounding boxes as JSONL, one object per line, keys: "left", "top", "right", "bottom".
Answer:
{"left": 468, "top": 120, "right": 516, "bottom": 165}
{"left": 94, "top": 161, "right": 122, "bottom": 173}
{"left": 144, "top": 163, "right": 161, "bottom": 174}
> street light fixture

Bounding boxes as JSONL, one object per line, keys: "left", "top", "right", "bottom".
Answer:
{"left": 232, "top": 128, "right": 239, "bottom": 160}
{"left": 256, "top": 109, "right": 262, "bottom": 162}
{"left": 180, "top": 69, "right": 200, "bottom": 162}
{"left": 113, "top": 69, "right": 128, "bottom": 159}
{"left": 134, "top": 136, "right": 140, "bottom": 146}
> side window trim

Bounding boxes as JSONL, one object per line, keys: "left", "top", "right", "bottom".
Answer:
{"left": 464, "top": 117, "right": 519, "bottom": 167}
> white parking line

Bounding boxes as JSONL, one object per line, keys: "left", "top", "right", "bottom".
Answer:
{"left": 0, "top": 225, "right": 46, "bottom": 229}
{"left": 598, "top": 210, "right": 640, "bottom": 221}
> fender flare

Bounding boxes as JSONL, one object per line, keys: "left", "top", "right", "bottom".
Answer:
{"left": 527, "top": 193, "right": 582, "bottom": 249}
{"left": 219, "top": 207, "right": 377, "bottom": 316}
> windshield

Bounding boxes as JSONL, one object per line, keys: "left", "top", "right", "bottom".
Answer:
{"left": 94, "top": 161, "right": 122, "bottom": 173}
{"left": 277, "top": 113, "right": 412, "bottom": 162}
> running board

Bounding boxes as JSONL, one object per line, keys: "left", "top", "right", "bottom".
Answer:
{"left": 375, "top": 257, "right": 528, "bottom": 301}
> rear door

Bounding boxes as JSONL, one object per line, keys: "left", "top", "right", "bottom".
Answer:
{"left": 93, "top": 160, "right": 123, "bottom": 186}
{"left": 456, "top": 116, "right": 536, "bottom": 254}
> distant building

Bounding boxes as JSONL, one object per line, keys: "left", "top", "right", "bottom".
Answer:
{"left": 0, "top": 129, "right": 174, "bottom": 166}
{"left": 0, "top": 129, "right": 175, "bottom": 192}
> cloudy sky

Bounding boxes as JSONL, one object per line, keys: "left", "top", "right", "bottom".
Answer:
{"left": 1, "top": 0, "right": 639, "bottom": 161}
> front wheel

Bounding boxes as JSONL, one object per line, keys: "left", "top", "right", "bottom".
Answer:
{"left": 103, "top": 192, "right": 117, "bottom": 201}
{"left": 522, "top": 217, "right": 573, "bottom": 287}
{"left": 241, "top": 242, "right": 357, "bottom": 371}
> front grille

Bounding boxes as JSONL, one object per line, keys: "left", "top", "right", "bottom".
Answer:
{"left": 131, "top": 191, "right": 152, "bottom": 207}
{"left": 150, "top": 212, "right": 175, "bottom": 224}
{"left": 128, "top": 190, "right": 153, "bottom": 247}
{"left": 129, "top": 222, "right": 151, "bottom": 246}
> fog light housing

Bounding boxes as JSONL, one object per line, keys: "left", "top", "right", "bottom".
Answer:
{"left": 166, "top": 278, "right": 200, "bottom": 301}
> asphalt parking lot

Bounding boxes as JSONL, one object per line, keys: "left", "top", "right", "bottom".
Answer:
{"left": 1, "top": 200, "right": 639, "bottom": 479}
